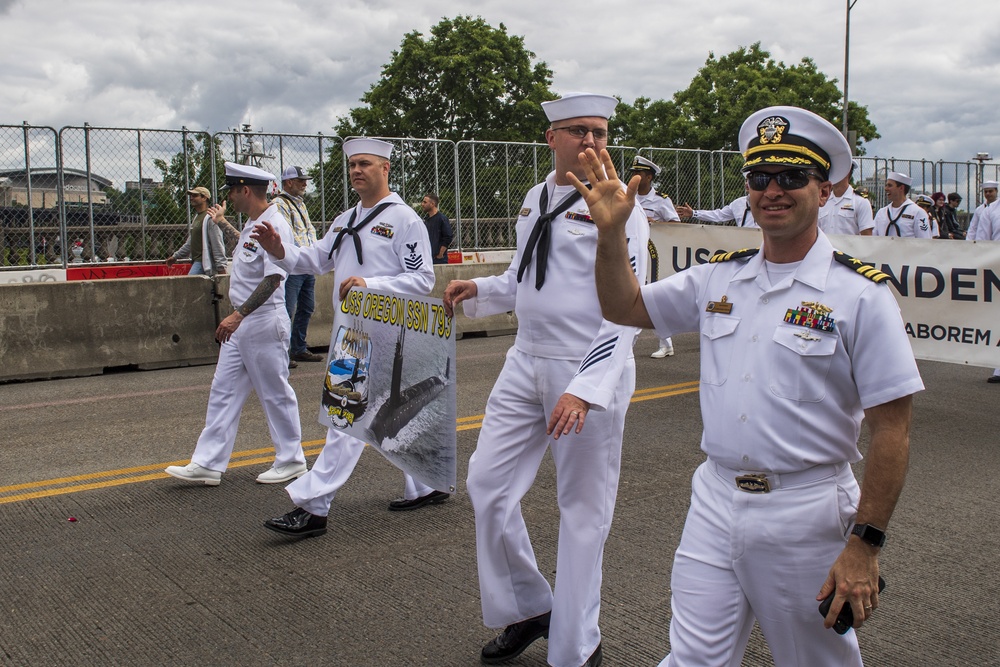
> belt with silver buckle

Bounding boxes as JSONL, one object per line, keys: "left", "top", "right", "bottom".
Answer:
{"left": 734, "top": 474, "right": 771, "bottom": 493}
{"left": 716, "top": 461, "right": 847, "bottom": 494}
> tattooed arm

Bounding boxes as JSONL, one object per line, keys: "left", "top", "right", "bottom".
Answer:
{"left": 215, "top": 274, "right": 283, "bottom": 343}
{"left": 207, "top": 201, "right": 242, "bottom": 249}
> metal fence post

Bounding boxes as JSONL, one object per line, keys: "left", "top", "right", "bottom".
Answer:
{"left": 21, "top": 122, "right": 36, "bottom": 266}
{"left": 56, "top": 128, "right": 68, "bottom": 266}
{"left": 182, "top": 126, "right": 191, "bottom": 225}
{"left": 318, "top": 134, "right": 326, "bottom": 232}
{"left": 84, "top": 122, "right": 96, "bottom": 260}
{"left": 137, "top": 130, "right": 147, "bottom": 261}
{"left": 453, "top": 142, "right": 463, "bottom": 251}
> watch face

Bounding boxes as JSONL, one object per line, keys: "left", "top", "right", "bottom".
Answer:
{"left": 853, "top": 523, "right": 886, "bottom": 547}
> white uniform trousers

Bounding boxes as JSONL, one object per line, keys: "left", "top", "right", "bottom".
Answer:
{"left": 286, "top": 428, "right": 433, "bottom": 517}
{"left": 191, "top": 307, "right": 305, "bottom": 472}
{"left": 660, "top": 460, "right": 863, "bottom": 667}
{"left": 467, "top": 348, "right": 633, "bottom": 667}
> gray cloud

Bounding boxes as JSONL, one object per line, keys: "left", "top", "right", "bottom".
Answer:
{"left": 2, "top": 0, "right": 998, "bottom": 166}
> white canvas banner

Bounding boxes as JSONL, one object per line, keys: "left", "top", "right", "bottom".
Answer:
{"left": 649, "top": 224, "right": 1000, "bottom": 368}
{"left": 320, "top": 286, "right": 457, "bottom": 492}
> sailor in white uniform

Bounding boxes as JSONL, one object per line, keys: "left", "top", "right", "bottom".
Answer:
{"left": 583, "top": 106, "right": 922, "bottom": 667}
{"left": 629, "top": 155, "right": 678, "bottom": 359}
{"left": 165, "top": 163, "right": 306, "bottom": 486}
{"left": 251, "top": 139, "right": 440, "bottom": 540}
{"left": 444, "top": 93, "right": 647, "bottom": 667}
{"left": 677, "top": 194, "right": 759, "bottom": 228}
{"left": 872, "top": 171, "right": 933, "bottom": 238}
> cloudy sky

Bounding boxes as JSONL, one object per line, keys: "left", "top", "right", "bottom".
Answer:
{"left": 3, "top": 0, "right": 998, "bottom": 163}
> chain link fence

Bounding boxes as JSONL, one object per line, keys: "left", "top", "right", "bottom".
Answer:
{"left": 3, "top": 122, "right": 1000, "bottom": 270}
{"left": 0, "top": 124, "right": 61, "bottom": 267}
{"left": 454, "top": 141, "right": 638, "bottom": 249}
{"left": 56, "top": 125, "right": 217, "bottom": 264}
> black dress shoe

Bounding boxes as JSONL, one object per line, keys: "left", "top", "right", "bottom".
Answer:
{"left": 988, "top": 375, "right": 1000, "bottom": 383}
{"left": 263, "top": 507, "right": 327, "bottom": 538}
{"left": 387, "top": 490, "right": 450, "bottom": 511}
{"left": 481, "top": 611, "right": 550, "bottom": 664}
{"left": 584, "top": 642, "right": 603, "bottom": 667}
{"left": 291, "top": 351, "right": 324, "bottom": 362}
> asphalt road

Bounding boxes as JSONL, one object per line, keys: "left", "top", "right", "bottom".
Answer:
{"left": 1, "top": 330, "right": 998, "bottom": 666}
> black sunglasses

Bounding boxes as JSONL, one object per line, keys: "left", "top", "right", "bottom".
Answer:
{"left": 745, "top": 169, "right": 821, "bottom": 192}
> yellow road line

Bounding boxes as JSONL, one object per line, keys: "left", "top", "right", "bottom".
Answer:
{"left": 0, "top": 380, "right": 699, "bottom": 504}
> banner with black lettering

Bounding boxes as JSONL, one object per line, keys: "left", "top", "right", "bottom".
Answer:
{"left": 649, "top": 224, "right": 1000, "bottom": 368}
{"left": 320, "top": 286, "right": 457, "bottom": 493}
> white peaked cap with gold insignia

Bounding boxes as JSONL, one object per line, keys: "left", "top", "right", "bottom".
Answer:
{"left": 542, "top": 92, "right": 618, "bottom": 122}
{"left": 739, "top": 106, "right": 852, "bottom": 183}
{"left": 223, "top": 162, "right": 276, "bottom": 187}
{"left": 629, "top": 155, "right": 661, "bottom": 176}
{"left": 343, "top": 138, "right": 393, "bottom": 159}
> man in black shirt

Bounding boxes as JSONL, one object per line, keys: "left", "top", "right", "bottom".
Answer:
{"left": 420, "top": 193, "right": 453, "bottom": 264}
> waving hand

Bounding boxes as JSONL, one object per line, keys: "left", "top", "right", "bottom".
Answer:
{"left": 567, "top": 148, "right": 641, "bottom": 233}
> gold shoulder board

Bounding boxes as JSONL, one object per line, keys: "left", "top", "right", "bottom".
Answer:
{"left": 833, "top": 251, "right": 889, "bottom": 283}
{"left": 709, "top": 248, "right": 760, "bottom": 263}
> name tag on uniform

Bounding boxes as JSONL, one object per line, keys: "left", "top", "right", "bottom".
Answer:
{"left": 706, "top": 295, "right": 733, "bottom": 314}
{"left": 519, "top": 207, "right": 532, "bottom": 217}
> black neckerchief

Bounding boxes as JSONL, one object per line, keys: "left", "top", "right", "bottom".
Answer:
{"left": 885, "top": 202, "right": 910, "bottom": 236}
{"left": 516, "top": 183, "right": 590, "bottom": 289}
{"left": 329, "top": 201, "right": 394, "bottom": 264}
{"left": 740, "top": 205, "right": 751, "bottom": 227}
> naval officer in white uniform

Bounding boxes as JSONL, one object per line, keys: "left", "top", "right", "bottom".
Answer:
{"left": 251, "top": 138, "right": 440, "bottom": 540}
{"left": 444, "top": 92, "right": 647, "bottom": 667}
{"left": 165, "top": 163, "right": 307, "bottom": 486}
{"left": 818, "top": 159, "right": 874, "bottom": 236}
{"left": 966, "top": 180, "right": 998, "bottom": 241}
{"left": 582, "top": 106, "right": 922, "bottom": 666}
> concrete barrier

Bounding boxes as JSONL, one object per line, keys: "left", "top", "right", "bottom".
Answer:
{"left": 0, "top": 263, "right": 517, "bottom": 382}
{"left": 0, "top": 276, "right": 220, "bottom": 382}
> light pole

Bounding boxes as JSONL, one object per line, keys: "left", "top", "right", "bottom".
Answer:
{"left": 842, "top": 0, "right": 860, "bottom": 138}
{"left": 973, "top": 152, "right": 992, "bottom": 203}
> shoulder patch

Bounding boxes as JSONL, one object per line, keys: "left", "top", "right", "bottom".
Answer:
{"left": 655, "top": 190, "right": 671, "bottom": 199}
{"left": 833, "top": 251, "right": 889, "bottom": 283}
{"left": 709, "top": 248, "right": 760, "bottom": 263}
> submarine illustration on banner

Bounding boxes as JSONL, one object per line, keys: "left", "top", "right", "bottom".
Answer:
{"left": 366, "top": 325, "right": 450, "bottom": 445}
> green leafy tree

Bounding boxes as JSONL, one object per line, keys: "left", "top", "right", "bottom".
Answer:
{"left": 613, "top": 43, "right": 879, "bottom": 154}
{"left": 153, "top": 133, "right": 227, "bottom": 212}
{"left": 335, "top": 16, "right": 556, "bottom": 142}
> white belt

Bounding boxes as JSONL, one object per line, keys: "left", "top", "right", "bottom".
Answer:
{"left": 713, "top": 461, "right": 847, "bottom": 493}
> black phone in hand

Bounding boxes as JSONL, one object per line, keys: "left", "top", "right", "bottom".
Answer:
{"left": 818, "top": 576, "right": 886, "bottom": 634}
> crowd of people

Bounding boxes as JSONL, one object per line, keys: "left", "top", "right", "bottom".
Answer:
{"left": 158, "top": 93, "right": 944, "bottom": 667}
